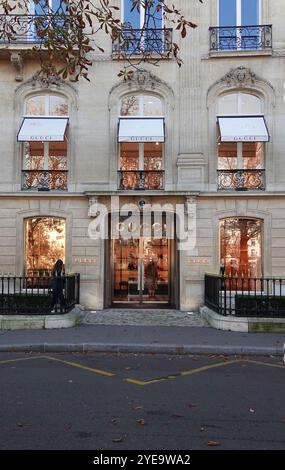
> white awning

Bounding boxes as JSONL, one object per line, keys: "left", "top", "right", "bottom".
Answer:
{"left": 118, "top": 118, "right": 165, "bottom": 143}
{"left": 217, "top": 116, "right": 269, "bottom": 142}
{"left": 17, "top": 117, "right": 69, "bottom": 142}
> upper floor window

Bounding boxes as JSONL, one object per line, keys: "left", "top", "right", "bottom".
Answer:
{"left": 118, "top": 93, "right": 165, "bottom": 190}
{"left": 20, "top": 94, "right": 69, "bottom": 191}
{"left": 115, "top": 1, "right": 172, "bottom": 55}
{"left": 218, "top": 92, "right": 262, "bottom": 115}
{"left": 219, "top": 0, "right": 259, "bottom": 28}
{"left": 123, "top": 0, "right": 163, "bottom": 29}
{"left": 31, "top": 0, "right": 68, "bottom": 14}
{"left": 120, "top": 94, "right": 163, "bottom": 117}
{"left": 211, "top": 0, "right": 272, "bottom": 52}
{"left": 217, "top": 92, "right": 268, "bottom": 191}
{"left": 25, "top": 94, "right": 69, "bottom": 116}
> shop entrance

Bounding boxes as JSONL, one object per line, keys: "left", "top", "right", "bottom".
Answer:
{"left": 110, "top": 213, "right": 176, "bottom": 306}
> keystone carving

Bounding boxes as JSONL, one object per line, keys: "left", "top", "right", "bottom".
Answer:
{"left": 10, "top": 52, "right": 23, "bottom": 82}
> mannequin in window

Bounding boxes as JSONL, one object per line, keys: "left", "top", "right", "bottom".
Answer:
{"left": 145, "top": 257, "right": 159, "bottom": 299}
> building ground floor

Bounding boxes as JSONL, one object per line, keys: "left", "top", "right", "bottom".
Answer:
{"left": 0, "top": 192, "right": 283, "bottom": 312}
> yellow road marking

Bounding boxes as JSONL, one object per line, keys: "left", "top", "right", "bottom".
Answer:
{"left": 180, "top": 359, "right": 242, "bottom": 376}
{"left": 0, "top": 355, "right": 283, "bottom": 386}
{"left": 0, "top": 355, "right": 48, "bottom": 365}
{"left": 44, "top": 355, "right": 116, "bottom": 377}
{"left": 244, "top": 359, "right": 285, "bottom": 369}
{"left": 125, "top": 359, "right": 242, "bottom": 386}
{"left": 126, "top": 378, "right": 164, "bottom": 386}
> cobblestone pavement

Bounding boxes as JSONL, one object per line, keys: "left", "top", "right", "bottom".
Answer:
{"left": 84, "top": 309, "right": 206, "bottom": 327}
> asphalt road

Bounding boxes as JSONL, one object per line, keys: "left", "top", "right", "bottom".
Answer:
{"left": 0, "top": 352, "right": 285, "bottom": 451}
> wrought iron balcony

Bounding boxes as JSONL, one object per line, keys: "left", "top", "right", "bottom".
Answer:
{"left": 0, "top": 14, "right": 70, "bottom": 44}
{"left": 209, "top": 25, "right": 272, "bottom": 52}
{"left": 217, "top": 169, "right": 265, "bottom": 191}
{"left": 22, "top": 170, "right": 68, "bottom": 191}
{"left": 112, "top": 28, "right": 172, "bottom": 55}
{"left": 118, "top": 170, "right": 164, "bottom": 190}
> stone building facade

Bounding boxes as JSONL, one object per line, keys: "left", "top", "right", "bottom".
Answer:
{"left": 0, "top": 0, "right": 284, "bottom": 311}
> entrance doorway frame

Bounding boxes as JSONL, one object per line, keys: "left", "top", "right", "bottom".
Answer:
{"left": 104, "top": 212, "right": 179, "bottom": 309}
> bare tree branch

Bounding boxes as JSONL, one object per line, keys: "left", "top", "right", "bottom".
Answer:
{"left": 0, "top": 0, "right": 203, "bottom": 81}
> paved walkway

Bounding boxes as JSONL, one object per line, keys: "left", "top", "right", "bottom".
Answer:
{"left": 0, "top": 308, "right": 284, "bottom": 356}
{"left": 84, "top": 309, "right": 206, "bottom": 327}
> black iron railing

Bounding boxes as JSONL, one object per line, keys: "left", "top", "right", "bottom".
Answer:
{"left": 0, "top": 274, "right": 80, "bottom": 315}
{"left": 217, "top": 169, "right": 265, "bottom": 191}
{"left": 0, "top": 14, "right": 70, "bottom": 44}
{"left": 112, "top": 28, "right": 172, "bottom": 55}
{"left": 118, "top": 170, "right": 164, "bottom": 190}
{"left": 22, "top": 170, "right": 68, "bottom": 191}
{"left": 205, "top": 274, "right": 285, "bottom": 317}
{"left": 209, "top": 25, "right": 272, "bottom": 51}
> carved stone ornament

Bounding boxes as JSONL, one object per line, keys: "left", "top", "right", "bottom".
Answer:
{"left": 88, "top": 196, "right": 100, "bottom": 218}
{"left": 220, "top": 66, "right": 257, "bottom": 87}
{"left": 10, "top": 52, "right": 23, "bottom": 82}
{"left": 128, "top": 69, "right": 161, "bottom": 90}
{"left": 26, "top": 70, "right": 65, "bottom": 89}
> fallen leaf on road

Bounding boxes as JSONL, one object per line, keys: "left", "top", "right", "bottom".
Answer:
{"left": 137, "top": 419, "right": 146, "bottom": 425}
{"left": 112, "top": 437, "right": 124, "bottom": 443}
{"left": 111, "top": 418, "right": 118, "bottom": 424}
{"left": 207, "top": 440, "right": 221, "bottom": 446}
{"left": 250, "top": 408, "right": 255, "bottom": 413}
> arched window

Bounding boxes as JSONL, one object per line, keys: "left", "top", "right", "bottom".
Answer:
{"left": 118, "top": 94, "right": 164, "bottom": 190}
{"left": 220, "top": 218, "right": 262, "bottom": 279}
{"left": 21, "top": 94, "right": 69, "bottom": 191}
{"left": 218, "top": 92, "right": 262, "bottom": 116}
{"left": 25, "top": 94, "right": 68, "bottom": 116}
{"left": 217, "top": 92, "right": 267, "bottom": 190}
{"left": 25, "top": 216, "right": 65, "bottom": 276}
{"left": 120, "top": 94, "right": 163, "bottom": 117}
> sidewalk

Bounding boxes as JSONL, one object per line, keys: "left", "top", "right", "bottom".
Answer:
{"left": 0, "top": 309, "right": 284, "bottom": 356}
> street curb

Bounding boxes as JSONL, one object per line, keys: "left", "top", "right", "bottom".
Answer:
{"left": 0, "top": 342, "right": 283, "bottom": 356}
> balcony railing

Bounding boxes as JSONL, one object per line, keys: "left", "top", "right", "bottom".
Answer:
{"left": 22, "top": 170, "right": 68, "bottom": 191}
{"left": 0, "top": 274, "right": 80, "bottom": 315}
{"left": 205, "top": 274, "right": 285, "bottom": 317}
{"left": 0, "top": 14, "right": 70, "bottom": 44}
{"left": 209, "top": 25, "right": 272, "bottom": 52}
{"left": 118, "top": 170, "right": 164, "bottom": 190}
{"left": 217, "top": 169, "right": 265, "bottom": 191}
{"left": 112, "top": 28, "right": 172, "bottom": 55}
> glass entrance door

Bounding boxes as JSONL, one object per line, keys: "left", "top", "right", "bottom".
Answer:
{"left": 112, "top": 236, "right": 170, "bottom": 305}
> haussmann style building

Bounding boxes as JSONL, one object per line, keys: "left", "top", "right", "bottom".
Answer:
{"left": 0, "top": 0, "right": 284, "bottom": 314}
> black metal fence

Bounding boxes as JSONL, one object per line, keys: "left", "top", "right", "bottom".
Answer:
{"left": 0, "top": 274, "right": 80, "bottom": 315}
{"left": 205, "top": 274, "right": 285, "bottom": 317}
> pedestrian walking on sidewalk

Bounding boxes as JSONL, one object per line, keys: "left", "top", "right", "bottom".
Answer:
{"left": 50, "top": 259, "right": 65, "bottom": 313}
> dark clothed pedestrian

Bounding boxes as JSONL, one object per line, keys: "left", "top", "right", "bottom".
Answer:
{"left": 50, "top": 259, "right": 65, "bottom": 313}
